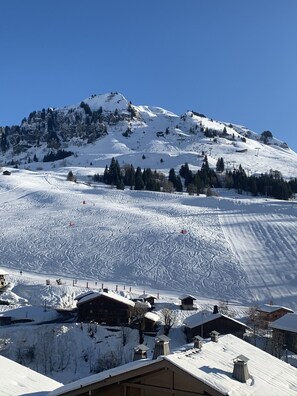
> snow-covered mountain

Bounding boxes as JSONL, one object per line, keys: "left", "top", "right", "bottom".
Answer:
{"left": 0, "top": 92, "right": 297, "bottom": 309}
{"left": 1, "top": 93, "right": 297, "bottom": 389}
{"left": 1, "top": 92, "right": 297, "bottom": 178}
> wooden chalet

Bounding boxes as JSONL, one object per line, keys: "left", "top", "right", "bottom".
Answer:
{"left": 138, "top": 293, "right": 156, "bottom": 307}
{"left": 143, "top": 311, "right": 160, "bottom": 334}
{"left": 76, "top": 290, "right": 135, "bottom": 326}
{"left": 183, "top": 310, "right": 249, "bottom": 341}
{"left": 179, "top": 294, "right": 196, "bottom": 310}
{"left": 48, "top": 334, "right": 297, "bottom": 396}
{"left": 269, "top": 313, "right": 297, "bottom": 354}
{"left": 256, "top": 304, "right": 293, "bottom": 324}
{"left": 2, "top": 170, "right": 11, "bottom": 176}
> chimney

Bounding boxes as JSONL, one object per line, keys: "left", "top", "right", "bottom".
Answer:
{"left": 133, "top": 344, "right": 149, "bottom": 361}
{"left": 232, "top": 355, "right": 250, "bottom": 383}
{"left": 152, "top": 335, "right": 170, "bottom": 359}
{"left": 193, "top": 335, "right": 203, "bottom": 349}
{"left": 213, "top": 305, "right": 219, "bottom": 314}
{"left": 210, "top": 330, "right": 220, "bottom": 342}
{"left": 103, "top": 288, "right": 109, "bottom": 293}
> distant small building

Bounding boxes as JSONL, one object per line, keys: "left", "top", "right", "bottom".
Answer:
{"left": 256, "top": 304, "right": 293, "bottom": 324}
{"left": 0, "top": 269, "right": 8, "bottom": 289}
{"left": 76, "top": 290, "right": 135, "bottom": 326}
{"left": 179, "top": 294, "right": 196, "bottom": 310}
{"left": 269, "top": 313, "right": 297, "bottom": 354}
{"left": 2, "top": 170, "right": 11, "bottom": 176}
{"left": 138, "top": 293, "right": 156, "bottom": 307}
{"left": 183, "top": 310, "right": 249, "bottom": 341}
{"left": 143, "top": 311, "right": 160, "bottom": 334}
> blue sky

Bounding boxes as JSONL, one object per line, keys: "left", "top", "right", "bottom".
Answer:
{"left": 1, "top": 0, "right": 297, "bottom": 149}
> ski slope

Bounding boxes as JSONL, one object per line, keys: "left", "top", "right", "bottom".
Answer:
{"left": 0, "top": 169, "right": 296, "bottom": 310}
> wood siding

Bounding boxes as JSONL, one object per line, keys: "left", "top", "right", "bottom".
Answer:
{"left": 181, "top": 297, "right": 195, "bottom": 310}
{"left": 185, "top": 316, "right": 247, "bottom": 341}
{"left": 78, "top": 295, "right": 132, "bottom": 325}
{"left": 53, "top": 360, "right": 225, "bottom": 396}
{"left": 257, "top": 308, "right": 292, "bottom": 323}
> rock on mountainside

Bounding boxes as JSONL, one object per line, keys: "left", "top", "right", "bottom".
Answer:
{"left": 1, "top": 92, "right": 297, "bottom": 178}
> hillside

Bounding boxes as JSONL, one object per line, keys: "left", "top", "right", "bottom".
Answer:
{"left": 1, "top": 169, "right": 297, "bottom": 311}
{"left": 1, "top": 92, "right": 297, "bottom": 179}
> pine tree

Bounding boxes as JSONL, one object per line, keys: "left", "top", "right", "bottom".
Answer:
{"left": 216, "top": 157, "right": 225, "bottom": 172}
{"left": 0, "top": 132, "right": 9, "bottom": 152}
{"left": 123, "top": 164, "right": 135, "bottom": 187}
{"left": 168, "top": 168, "right": 177, "bottom": 186}
{"left": 67, "top": 171, "right": 75, "bottom": 182}
{"left": 175, "top": 176, "right": 183, "bottom": 192}
{"left": 134, "top": 167, "right": 144, "bottom": 190}
{"left": 116, "top": 179, "right": 125, "bottom": 190}
{"left": 107, "top": 157, "right": 121, "bottom": 185}
{"left": 179, "top": 162, "right": 190, "bottom": 178}
{"left": 103, "top": 165, "right": 109, "bottom": 184}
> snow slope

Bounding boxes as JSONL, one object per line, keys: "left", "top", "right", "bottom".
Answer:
{"left": 3, "top": 92, "right": 297, "bottom": 179}
{"left": 0, "top": 169, "right": 296, "bottom": 311}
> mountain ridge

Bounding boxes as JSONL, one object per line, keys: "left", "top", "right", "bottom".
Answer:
{"left": 0, "top": 92, "right": 296, "bottom": 179}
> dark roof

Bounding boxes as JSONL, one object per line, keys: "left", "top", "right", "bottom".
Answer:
{"left": 179, "top": 294, "right": 196, "bottom": 301}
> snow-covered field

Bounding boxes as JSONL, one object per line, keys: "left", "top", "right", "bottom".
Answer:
{"left": 1, "top": 168, "right": 296, "bottom": 310}
{"left": 1, "top": 167, "right": 297, "bottom": 389}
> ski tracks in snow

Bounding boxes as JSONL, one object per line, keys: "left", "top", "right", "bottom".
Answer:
{"left": 218, "top": 198, "right": 297, "bottom": 309}
{"left": 2, "top": 171, "right": 294, "bottom": 307}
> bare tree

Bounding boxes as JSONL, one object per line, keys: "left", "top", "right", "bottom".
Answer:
{"left": 161, "top": 308, "right": 177, "bottom": 336}
{"left": 120, "top": 326, "right": 133, "bottom": 347}
{"left": 130, "top": 302, "right": 149, "bottom": 343}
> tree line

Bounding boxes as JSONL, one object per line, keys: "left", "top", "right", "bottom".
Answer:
{"left": 93, "top": 157, "right": 297, "bottom": 201}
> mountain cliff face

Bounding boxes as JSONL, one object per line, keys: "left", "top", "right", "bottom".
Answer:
{"left": 0, "top": 92, "right": 296, "bottom": 177}
{"left": 0, "top": 93, "right": 131, "bottom": 154}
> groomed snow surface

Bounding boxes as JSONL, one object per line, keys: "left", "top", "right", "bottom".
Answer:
{"left": 1, "top": 168, "right": 297, "bottom": 394}
{"left": 1, "top": 169, "right": 297, "bottom": 309}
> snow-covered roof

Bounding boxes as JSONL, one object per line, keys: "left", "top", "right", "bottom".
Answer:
{"left": 0, "top": 354, "right": 61, "bottom": 395}
{"left": 74, "top": 290, "right": 95, "bottom": 301}
{"left": 156, "top": 334, "right": 171, "bottom": 342}
{"left": 76, "top": 290, "right": 135, "bottom": 307}
{"left": 183, "top": 310, "right": 249, "bottom": 329}
{"left": 49, "top": 359, "right": 156, "bottom": 396}
{"left": 166, "top": 334, "right": 297, "bottom": 395}
{"left": 144, "top": 311, "right": 160, "bottom": 322}
{"left": 49, "top": 334, "right": 297, "bottom": 396}
{"left": 135, "top": 300, "right": 151, "bottom": 309}
{"left": 0, "top": 268, "right": 8, "bottom": 275}
{"left": 138, "top": 293, "right": 156, "bottom": 299}
{"left": 179, "top": 294, "right": 196, "bottom": 300}
{"left": 257, "top": 304, "right": 293, "bottom": 314}
{"left": 134, "top": 344, "right": 149, "bottom": 352}
{"left": 269, "top": 313, "right": 297, "bottom": 333}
